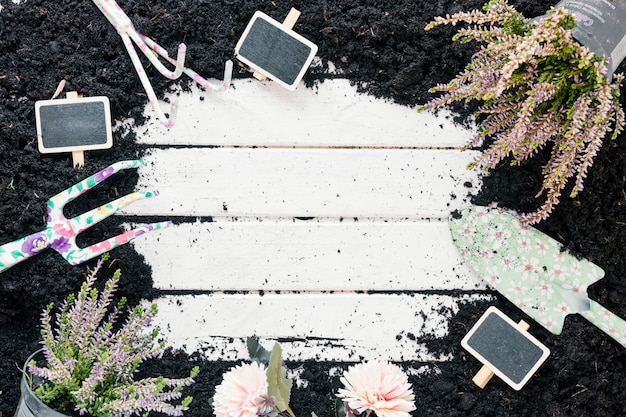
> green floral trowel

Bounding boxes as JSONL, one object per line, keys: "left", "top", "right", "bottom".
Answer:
{"left": 449, "top": 206, "right": 626, "bottom": 348}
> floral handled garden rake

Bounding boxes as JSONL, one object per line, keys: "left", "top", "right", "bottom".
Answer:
{"left": 91, "top": 0, "right": 233, "bottom": 127}
{"left": 0, "top": 160, "right": 171, "bottom": 273}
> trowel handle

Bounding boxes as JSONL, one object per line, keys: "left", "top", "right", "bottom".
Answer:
{"left": 581, "top": 300, "right": 626, "bottom": 348}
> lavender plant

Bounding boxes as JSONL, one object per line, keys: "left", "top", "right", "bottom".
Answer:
{"left": 27, "top": 257, "right": 199, "bottom": 417}
{"left": 420, "top": 0, "right": 625, "bottom": 224}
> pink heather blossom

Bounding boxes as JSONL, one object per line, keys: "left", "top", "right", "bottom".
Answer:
{"left": 337, "top": 361, "right": 416, "bottom": 417}
{"left": 421, "top": 0, "right": 626, "bottom": 224}
{"left": 212, "top": 362, "right": 275, "bottom": 417}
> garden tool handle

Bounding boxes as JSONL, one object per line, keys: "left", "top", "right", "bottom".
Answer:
{"left": 91, "top": 0, "right": 133, "bottom": 34}
{"left": 0, "top": 229, "right": 54, "bottom": 273}
{"left": 580, "top": 300, "right": 626, "bottom": 348}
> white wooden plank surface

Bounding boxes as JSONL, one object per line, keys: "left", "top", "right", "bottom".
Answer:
{"left": 130, "top": 219, "right": 484, "bottom": 291}
{"left": 121, "top": 148, "right": 481, "bottom": 217}
{"left": 120, "top": 78, "right": 487, "bottom": 362}
{"left": 148, "top": 292, "right": 492, "bottom": 361}
{"left": 131, "top": 79, "right": 474, "bottom": 148}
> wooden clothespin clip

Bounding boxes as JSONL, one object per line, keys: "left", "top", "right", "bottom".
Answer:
{"left": 472, "top": 320, "right": 530, "bottom": 388}
{"left": 65, "top": 91, "right": 86, "bottom": 169}
{"left": 461, "top": 307, "right": 550, "bottom": 391}
{"left": 235, "top": 8, "right": 318, "bottom": 90}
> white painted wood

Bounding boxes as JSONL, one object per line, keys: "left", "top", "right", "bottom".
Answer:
{"left": 148, "top": 292, "right": 492, "bottom": 361}
{"left": 130, "top": 79, "right": 475, "bottom": 148}
{"left": 121, "top": 147, "right": 481, "bottom": 217}
{"left": 116, "top": 76, "right": 488, "bottom": 362}
{"left": 130, "top": 219, "right": 484, "bottom": 291}
{"left": 0, "top": 0, "right": 22, "bottom": 13}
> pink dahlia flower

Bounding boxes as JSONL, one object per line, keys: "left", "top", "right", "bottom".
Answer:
{"left": 212, "top": 362, "right": 275, "bottom": 417}
{"left": 337, "top": 361, "right": 416, "bottom": 417}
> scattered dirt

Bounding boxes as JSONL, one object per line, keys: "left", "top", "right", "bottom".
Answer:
{"left": 1, "top": 1, "right": 626, "bottom": 416}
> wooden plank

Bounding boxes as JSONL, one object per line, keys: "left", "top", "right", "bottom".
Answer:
{"left": 130, "top": 79, "right": 475, "bottom": 148}
{"left": 129, "top": 219, "right": 485, "bottom": 291}
{"left": 121, "top": 148, "right": 481, "bottom": 217}
{"left": 148, "top": 292, "right": 493, "bottom": 361}
{"left": 119, "top": 73, "right": 488, "bottom": 363}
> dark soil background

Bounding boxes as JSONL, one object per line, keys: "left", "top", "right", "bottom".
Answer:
{"left": 1, "top": 0, "right": 625, "bottom": 416}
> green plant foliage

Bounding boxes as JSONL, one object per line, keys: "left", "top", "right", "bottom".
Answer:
{"left": 335, "top": 398, "right": 347, "bottom": 417}
{"left": 266, "top": 343, "right": 295, "bottom": 417}
{"left": 246, "top": 336, "right": 272, "bottom": 365}
{"left": 420, "top": 0, "right": 625, "bottom": 224}
{"left": 26, "top": 258, "right": 197, "bottom": 417}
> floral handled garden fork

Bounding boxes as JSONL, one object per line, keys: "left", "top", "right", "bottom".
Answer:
{"left": 0, "top": 160, "right": 171, "bottom": 273}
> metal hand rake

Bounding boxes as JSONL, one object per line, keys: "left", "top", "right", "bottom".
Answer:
{"left": 0, "top": 160, "right": 171, "bottom": 273}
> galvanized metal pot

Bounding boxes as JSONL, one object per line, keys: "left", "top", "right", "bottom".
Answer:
{"left": 14, "top": 350, "right": 69, "bottom": 417}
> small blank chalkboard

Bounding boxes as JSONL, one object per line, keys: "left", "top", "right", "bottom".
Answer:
{"left": 461, "top": 307, "right": 550, "bottom": 390}
{"left": 235, "top": 11, "right": 318, "bottom": 90}
{"left": 35, "top": 96, "right": 112, "bottom": 154}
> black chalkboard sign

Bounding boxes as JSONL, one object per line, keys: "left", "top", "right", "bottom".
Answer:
{"left": 235, "top": 11, "right": 318, "bottom": 90}
{"left": 35, "top": 96, "right": 112, "bottom": 154}
{"left": 461, "top": 307, "right": 550, "bottom": 390}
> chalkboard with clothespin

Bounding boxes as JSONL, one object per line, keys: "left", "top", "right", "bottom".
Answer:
{"left": 35, "top": 84, "right": 113, "bottom": 169}
{"left": 461, "top": 306, "right": 550, "bottom": 391}
{"left": 235, "top": 8, "right": 318, "bottom": 90}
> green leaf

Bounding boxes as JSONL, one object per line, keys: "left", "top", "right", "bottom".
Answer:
{"left": 335, "top": 398, "right": 347, "bottom": 417}
{"left": 266, "top": 343, "right": 293, "bottom": 415}
{"left": 181, "top": 396, "right": 193, "bottom": 408}
{"left": 10, "top": 250, "right": 26, "bottom": 260}
{"left": 246, "top": 337, "right": 272, "bottom": 365}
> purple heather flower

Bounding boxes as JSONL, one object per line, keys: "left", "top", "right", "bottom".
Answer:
{"left": 423, "top": 0, "right": 625, "bottom": 224}
{"left": 29, "top": 261, "right": 195, "bottom": 417}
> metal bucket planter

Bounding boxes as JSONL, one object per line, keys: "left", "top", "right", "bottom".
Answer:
{"left": 552, "top": 0, "right": 626, "bottom": 76}
{"left": 15, "top": 350, "right": 69, "bottom": 417}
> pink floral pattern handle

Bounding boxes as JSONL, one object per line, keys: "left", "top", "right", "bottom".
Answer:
{"left": 91, "top": 0, "right": 232, "bottom": 127}
{"left": 449, "top": 206, "right": 626, "bottom": 348}
{"left": 0, "top": 160, "right": 171, "bottom": 273}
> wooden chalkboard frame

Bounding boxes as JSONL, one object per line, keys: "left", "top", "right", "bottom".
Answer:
{"left": 235, "top": 11, "right": 318, "bottom": 90}
{"left": 461, "top": 306, "right": 550, "bottom": 390}
{"left": 35, "top": 96, "right": 113, "bottom": 154}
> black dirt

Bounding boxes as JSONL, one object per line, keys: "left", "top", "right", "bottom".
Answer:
{"left": 2, "top": 1, "right": 626, "bottom": 417}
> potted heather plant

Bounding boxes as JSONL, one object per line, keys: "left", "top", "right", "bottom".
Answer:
{"left": 420, "top": 0, "right": 626, "bottom": 224}
{"left": 15, "top": 256, "right": 199, "bottom": 417}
